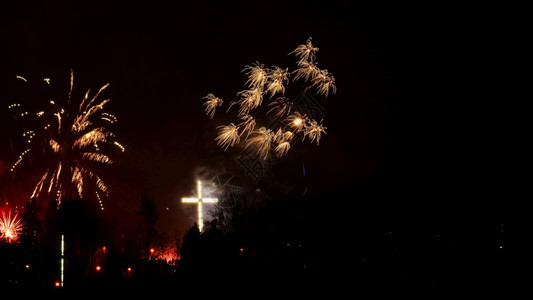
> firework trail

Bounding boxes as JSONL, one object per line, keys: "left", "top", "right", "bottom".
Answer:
{"left": 0, "top": 210, "right": 23, "bottom": 243}
{"left": 6, "top": 70, "right": 123, "bottom": 207}
{"left": 204, "top": 38, "right": 336, "bottom": 159}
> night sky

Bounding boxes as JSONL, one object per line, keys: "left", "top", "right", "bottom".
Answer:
{"left": 0, "top": 0, "right": 512, "bottom": 289}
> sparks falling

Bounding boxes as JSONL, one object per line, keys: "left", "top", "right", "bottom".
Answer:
{"left": 203, "top": 93, "right": 223, "bottom": 119}
{"left": 289, "top": 37, "right": 319, "bottom": 63}
{"left": 205, "top": 38, "right": 335, "bottom": 159}
{"left": 7, "top": 70, "right": 123, "bottom": 206}
{"left": 215, "top": 123, "right": 240, "bottom": 150}
{"left": 245, "top": 127, "right": 275, "bottom": 160}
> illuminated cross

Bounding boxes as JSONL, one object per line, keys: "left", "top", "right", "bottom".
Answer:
{"left": 181, "top": 180, "right": 218, "bottom": 232}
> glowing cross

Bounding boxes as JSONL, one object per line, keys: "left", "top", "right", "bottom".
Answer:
{"left": 181, "top": 180, "right": 218, "bottom": 232}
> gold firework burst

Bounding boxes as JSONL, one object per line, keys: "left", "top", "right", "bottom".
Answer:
{"left": 266, "top": 66, "right": 289, "bottom": 97}
{"left": 311, "top": 68, "right": 336, "bottom": 97}
{"left": 237, "top": 114, "right": 256, "bottom": 140}
{"left": 289, "top": 37, "right": 319, "bottom": 63}
{"left": 215, "top": 123, "right": 241, "bottom": 150}
{"left": 7, "top": 71, "right": 122, "bottom": 206}
{"left": 205, "top": 38, "right": 335, "bottom": 160}
{"left": 235, "top": 87, "right": 264, "bottom": 116}
{"left": 274, "top": 141, "right": 291, "bottom": 157}
{"left": 243, "top": 62, "right": 268, "bottom": 88}
{"left": 245, "top": 127, "right": 275, "bottom": 160}
{"left": 286, "top": 112, "right": 308, "bottom": 132}
{"left": 293, "top": 60, "right": 320, "bottom": 82}
{"left": 304, "top": 119, "right": 327, "bottom": 145}
{"left": 203, "top": 93, "right": 223, "bottom": 119}
{"left": 267, "top": 97, "right": 293, "bottom": 117}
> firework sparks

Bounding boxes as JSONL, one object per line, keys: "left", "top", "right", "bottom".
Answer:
{"left": 245, "top": 127, "right": 275, "bottom": 160}
{"left": 0, "top": 210, "right": 23, "bottom": 243}
{"left": 203, "top": 93, "right": 223, "bottom": 119}
{"left": 16, "top": 75, "right": 27, "bottom": 82}
{"left": 293, "top": 60, "right": 320, "bottom": 82}
{"left": 286, "top": 112, "right": 307, "bottom": 132}
{"left": 7, "top": 71, "right": 121, "bottom": 205}
{"left": 205, "top": 38, "right": 335, "bottom": 159}
{"left": 243, "top": 62, "right": 268, "bottom": 88}
{"left": 215, "top": 123, "right": 241, "bottom": 150}
{"left": 304, "top": 119, "right": 327, "bottom": 145}
{"left": 237, "top": 114, "right": 256, "bottom": 140}
{"left": 273, "top": 128, "right": 294, "bottom": 157}
{"left": 311, "top": 68, "right": 336, "bottom": 96}
{"left": 267, "top": 97, "right": 293, "bottom": 117}
{"left": 274, "top": 141, "right": 291, "bottom": 157}
{"left": 289, "top": 37, "right": 319, "bottom": 63}
{"left": 266, "top": 66, "right": 289, "bottom": 97}
{"left": 234, "top": 87, "right": 264, "bottom": 116}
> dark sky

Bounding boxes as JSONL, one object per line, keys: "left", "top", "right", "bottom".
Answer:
{"left": 0, "top": 1, "right": 512, "bottom": 240}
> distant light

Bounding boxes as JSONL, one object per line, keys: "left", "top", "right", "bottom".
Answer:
{"left": 499, "top": 245, "right": 503, "bottom": 249}
{"left": 127, "top": 267, "right": 132, "bottom": 272}
{"left": 96, "top": 265, "right": 101, "bottom": 271}
{"left": 25, "top": 264, "right": 30, "bottom": 269}
{"left": 239, "top": 248, "right": 244, "bottom": 252}
{"left": 55, "top": 281, "right": 61, "bottom": 287}
{"left": 150, "top": 248, "right": 155, "bottom": 254}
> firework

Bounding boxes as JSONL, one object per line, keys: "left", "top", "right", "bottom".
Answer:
{"left": 245, "top": 127, "right": 274, "bottom": 160}
{"left": 0, "top": 210, "right": 23, "bottom": 243}
{"left": 215, "top": 123, "right": 240, "bottom": 150}
{"left": 274, "top": 141, "right": 291, "bottom": 157}
{"left": 235, "top": 87, "right": 264, "bottom": 116}
{"left": 286, "top": 112, "right": 307, "bottom": 132}
{"left": 267, "top": 97, "right": 293, "bottom": 117}
{"left": 243, "top": 62, "right": 268, "bottom": 88}
{"left": 293, "top": 60, "right": 320, "bottom": 82}
{"left": 311, "top": 68, "right": 336, "bottom": 97}
{"left": 237, "top": 114, "right": 256, "bottom": 140}
{"left": 205, "top": 38, "right": 335, "bottom": 160}
{"left": 289, "top": 37, "right": 319, "bottom": 63}
{"left": 266, "top": 66, "right": 289, "bottom": 97}
{"left": 7, "top": 71, "right": 122, "bottom": 206}
{"left": 203, "top": 93, "right": 223, "bottom": 119}
{"left": 304, "top": 119, "right": 327, "bottom": 145}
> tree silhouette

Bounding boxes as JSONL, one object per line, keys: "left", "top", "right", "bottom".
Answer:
{"left": 136, "top": 196, "right": 159, "bottom": 259}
